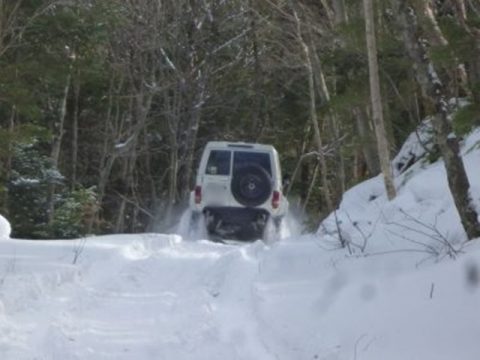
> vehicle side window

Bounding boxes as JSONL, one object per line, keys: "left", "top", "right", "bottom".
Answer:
{"left": 206, "top": 150, "right": 231, "bottom": 175}
{"left": 233, "top": 151, "right": 272, "bottom": 175}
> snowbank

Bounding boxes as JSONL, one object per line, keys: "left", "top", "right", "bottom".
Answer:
{"left": 319, "top": 128, "right": 480, "bottom": 255}
{"left": 0, "top": 214, "right": 11, "bottom": 239}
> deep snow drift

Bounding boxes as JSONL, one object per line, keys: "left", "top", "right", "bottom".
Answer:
{"left": 1, "top": 127, "right": 480, "bottom": 359}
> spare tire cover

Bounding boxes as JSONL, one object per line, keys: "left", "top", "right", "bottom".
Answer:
{"left": 231, "top": 164, "right": 272, "bottom": 207}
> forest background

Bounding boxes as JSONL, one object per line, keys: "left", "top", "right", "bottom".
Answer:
{"left": 1, "top": 0, "right": 480, "bottom": 239}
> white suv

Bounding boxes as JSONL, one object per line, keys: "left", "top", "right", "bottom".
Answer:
{"left": 189, "top": 141, "right": 289, "bottom": 240}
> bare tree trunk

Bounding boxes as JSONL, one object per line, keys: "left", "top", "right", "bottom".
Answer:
{"left": 285, "top": 123, "right": 311, "bottom": 197}
{"left": 249, "top": 0, "right": 264, "bottom": 139}
{"left": 6, "top": 105, "right": 15, "bottom": 177}
{"left": 416, "top": 0, "right": 448, "bottom": 47}
{"left": 353, "top": 106, "right": 380, "bottom": 176}
{"left": 306, "top": 52, "right": 333, "bottom": 212}
{"left": 451, "top": 0, "right": 480, "bottom": 104}
{"left": 293, "top": 9, "right": 334, "bottom": 213}
{"left": 302, "top": 162, "right": 319, "bottom": 213}
{"left": 179, "top": 76, "right": 205, "bottom": 201}
{"left": 115, "top": 198, "right": 126, "bottom": 233}
{"left": 47, "top": 72, "right": 71, "bottom": 224}
{"left": 51, "top": 73, "right": 71, "bottom": 168}
{"left": 143, "top": 130, "right": 157, "bottom": 201}
{"left": 395, "top": 0, "right": 480, "bottom": 239}
{"left": 87, "top": 78, "right": 120, "bottom": 233}
{"left": 113, "top": 90, "right": 152, "bottom": 233}
{"left": 310, "top": 41, "right": 346, "bottom": 201}
{"left": 1, "top": 105, "right": 16, "bottom": 213}
{"left": 331, "top": 112, "right": 346, "bottom": 196}
{"left": 0, "top": 0, "right": 4, "bottom": 54}
{"left": 353, "top": 147, "right": 368, "bottom": 180}
{"left": 453, "top": 0, "right": 468, "bottom": 19}
{"left": 168, "top": 140, "right": 179, "bottom": 215}
{"left": 0, "top": 0, "right": 22, "bottom": 57}
{"left": 319, "top": 0, "right": 334, "bottom": 24}
{"left": 415, "top": 0, "right": 470, "bottom": 98}
{"left": 300, "top": 162, "right": 309, "bottom": 208}
{"left": 363, "top": 0, "right": 396, "bottom": 200}
{"left": 164, "top": 85, "right": 182, "bottom": 227}
{"left": 332, "top": 0, "right": 348, "bottom": 25}
{"left": 71, "top": 78, "right": 80, "bottom": 189}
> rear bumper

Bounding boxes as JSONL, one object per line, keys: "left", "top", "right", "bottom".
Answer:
{"left": 202, "top": 206, "right": 270, "bottom": 225}
{"left": 189, "top": 189, "right": 288, "bottom": 218}
{"left": 197, "top": 207, "right": 270, "bottom": 240}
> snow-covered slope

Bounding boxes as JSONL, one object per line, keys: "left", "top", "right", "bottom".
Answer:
{"left": 320, "top": 127, "right": 480, "bottom": 256}
{"left": 1, "top": 128, "right": 480, "bottom": 359}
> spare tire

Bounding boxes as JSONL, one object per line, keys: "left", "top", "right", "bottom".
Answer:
{"left": 231, "top": 164, "right": 272, "bottom": 207}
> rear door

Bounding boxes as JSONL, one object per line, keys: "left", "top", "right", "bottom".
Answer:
{"left": 202, "top": 149, "right": 233, "bottom": 206}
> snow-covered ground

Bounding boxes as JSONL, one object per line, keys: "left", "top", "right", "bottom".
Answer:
{"left": 1, "top": 127, "right": 480, "bottom": 359}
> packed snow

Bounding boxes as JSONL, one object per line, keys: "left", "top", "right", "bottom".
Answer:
{"left": 1, "top": 129, "right": 480, "bottom": 359}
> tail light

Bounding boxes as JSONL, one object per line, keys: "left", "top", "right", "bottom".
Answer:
{"left": 272, "top": 190, "right": 280, "bottom": 209}
{"left": 194, "top": 186, "right": 202, "bottom": 204}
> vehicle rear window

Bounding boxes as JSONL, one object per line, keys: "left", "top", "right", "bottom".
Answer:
{"left": 206, "top": 150, "right": 231, "bottom": 175}
{"left": 233, "top": 151, "right": 271, "bottom": 175}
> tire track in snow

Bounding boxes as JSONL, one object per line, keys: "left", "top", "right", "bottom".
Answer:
{"left": 47, "top": 237, "right": 271, "bottom": 359}
{"left": 201, "top": 240, "right": 279, "bottom": 360}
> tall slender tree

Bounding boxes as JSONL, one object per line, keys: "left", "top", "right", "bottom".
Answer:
{"left": 363, "top": 0, "right": 396, "bottom": 200}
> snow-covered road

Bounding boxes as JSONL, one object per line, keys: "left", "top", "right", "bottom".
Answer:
{"left": 0, "top": 235, "right": 270, "bottom": 359}
{"left": 1, "top": 234, "right": 317, "bottom": 360}
{"left": 1, "top": 232, "right": 479, "bottom": 360}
